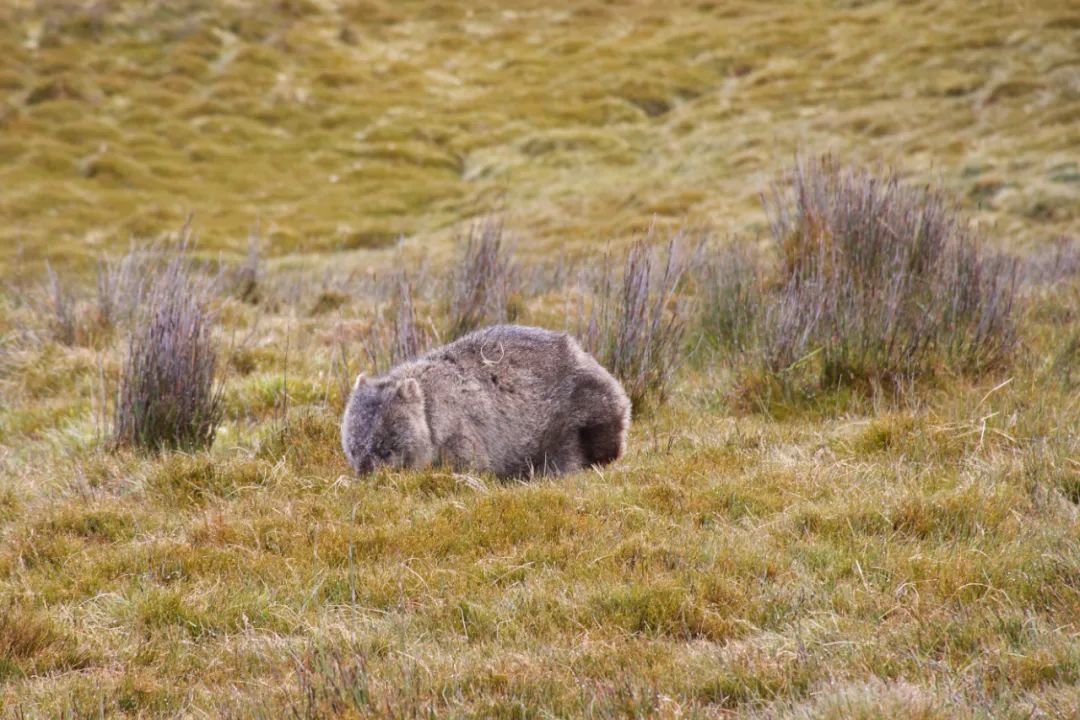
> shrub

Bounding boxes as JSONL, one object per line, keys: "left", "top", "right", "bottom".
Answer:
{"left": 95, "top": 241, "right": 154, "bottom": 330}
{"left": 361, "top": 272, "right": 434, "bottom": 374}
{"left": 229, "top": 231, "right": 262, "bottom": 303}
{"left": 764, "top": 156, "right": 1017, "bottom": 382}
{"left": 43, "top": 262, "right": 77, "bottom": 345}
{"left": 1022, "top": 235, "right": 1079, "bottom": 287}
{"left": 578, "top": 233, "right": 696, "bottom": 410}
{"left": 698, "top": 239, "right": 764, "bottom": 354}
{"left": 446, "top": 217, "right": 518, "bottom": 339}
{"left": 112, "top": 241, "right": 223, "bottom": 452}
{"left": 705, "top": 156, "right": 1018, "bottom": 404}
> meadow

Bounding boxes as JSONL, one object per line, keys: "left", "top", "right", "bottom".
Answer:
{"left": 1, "top": 1, "right": 1078, "bottom": 717}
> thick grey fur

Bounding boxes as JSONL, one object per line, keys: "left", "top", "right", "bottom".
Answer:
{"left": 341, "top": 324, "right": 631, "bottom": 478}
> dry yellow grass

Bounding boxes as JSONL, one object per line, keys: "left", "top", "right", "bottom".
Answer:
{"left": 1, "top": 1, "right": 1079, "bottom": 718}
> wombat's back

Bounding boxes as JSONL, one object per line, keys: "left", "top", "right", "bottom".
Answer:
{"left": 431, "top": 324, "right": 575, "bottom": 372}
{"left": 415, "top": 324, "right": 581, "bottom": 405}
{"left": 403, "top": 325, "right": 595, "bottom": 475}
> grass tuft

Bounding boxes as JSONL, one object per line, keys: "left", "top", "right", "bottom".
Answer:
{"left": 0, "top": 602, "right": 88, "bottom": 680}
{"left": 698, "top": 238, "right": 764, "bottom": 354}
{"left": 705, "top": 156, "right": 1019, "bottom": 408}
{"left": 362, "top": 272, "right": 434, "bottom": 374}
{"left": 112, "top": 234, "right": 223, "bottom": 452}
{"left": 274, "top": 646, "right": 374, "bottom": 720}
{"left": 228, "top": 231, "right": 262, "bottom": 304}
{"left": 772, "top": 156, "right": 1017, "bottom": 378}
{"left": 578, "top": 233, "right": 696, "bottom": 410}
{"left": 95, "top": 242, "right": 155, "bottom": 332}
{"left": 1024, "top": 235, "right": 1080, "bottom": 286}
{"left": 42, "top": 262, "right": 77, "bottom": 346}
{"left": 447, "top": 217, "right": 519, "bottom": 339}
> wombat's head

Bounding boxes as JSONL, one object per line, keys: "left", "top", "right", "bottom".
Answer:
{"left": 341, "top": 375, "right": 434, "bottom": 475}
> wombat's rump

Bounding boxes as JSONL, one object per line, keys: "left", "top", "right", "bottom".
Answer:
{"left": 341, "top": 325, "right": 631, "bottom": 478}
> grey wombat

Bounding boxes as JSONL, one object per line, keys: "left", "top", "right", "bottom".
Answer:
{"left": 341, "top": 325, "right": 630, "bottom": 478}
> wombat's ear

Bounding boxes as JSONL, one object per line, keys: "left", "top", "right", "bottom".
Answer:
{"left": 396, "top": 378, "right": 422, "bottom": 404}
{"left": 353, "top": 374, "right": 367, "bottom": 390}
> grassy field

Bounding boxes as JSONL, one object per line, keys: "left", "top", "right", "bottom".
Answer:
{"left": 1, "top": 1, "right": 1079, "bottom": 717}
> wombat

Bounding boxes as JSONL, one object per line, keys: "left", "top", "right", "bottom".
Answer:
{"left": 341, "top": 324, "right": 631, "bottom": 478}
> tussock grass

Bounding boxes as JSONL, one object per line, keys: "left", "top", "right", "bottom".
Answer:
{"left": 447, "top": 217, "right": 519, "bottom": 339}
{"left": 698, "top": 238, "right": 764, "bottom": 355}
{"left": 94, "top": 243, "right": 152, "bottom": 332}
{"left": 223, "top": 231, "right": 262, "bottom": 305}
{"left": 361, "top": 272, "right": 434, "bottom": 374}
{"left": 0, "top": 601, "right": 90, "bottom": 681}
{"left": 1023, "top": 235, "right": 1080, "bottom": 287}
{"left": 578, "top": 233, "right": 696, "bottom": 410}
{"left": 41, "top": 262, "right": 77, "bottom": 346}
{"left": 112, "top": 237, "right": 223, "bottom": 452}
{"left": 764, "top": 156, "right": 1018, "bottom": 378}
{"left": 700, "top": 157, "right": 1020, "bottom": 409}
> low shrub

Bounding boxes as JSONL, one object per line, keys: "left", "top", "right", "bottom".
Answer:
{"left": 578, "top": 233, "right": 696, "bottom": 410}
{"left": 95, "top": 242, "right": 155, "bottom": 331}
{"left": 361, "top": 272, "right": 434, "bottom": 374}
{"left": 702, "top": 156, "right": 1019, "bottom": 405}
{"left": 43, "top": 262, "right": 77, "bottom": 345}
{"left": 446, "top": 217, "right": 519, "bottom": 339}
{"left": 112, "top": 238, "right": 223, "bottom": 452}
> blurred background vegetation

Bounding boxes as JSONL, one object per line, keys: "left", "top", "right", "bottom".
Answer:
{"left": 1, "top": 0, "right": 1076, "bottom": 277}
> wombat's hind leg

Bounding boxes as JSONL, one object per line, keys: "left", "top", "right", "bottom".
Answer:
{"left": 578, "top": 421, "right": 624, "bottom": 467}
{"left": 530, "top": 438, "right": 586, "bottom": 477}
{"left": 572, "top": 373, "right": 630, "bottom": 467}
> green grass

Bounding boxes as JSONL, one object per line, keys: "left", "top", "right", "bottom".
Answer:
{"left": 2, "top": 1, "right": 1079, "bottom": 718}
{"left": 1, "top": 0, "right": 1076, "bottom": 277}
